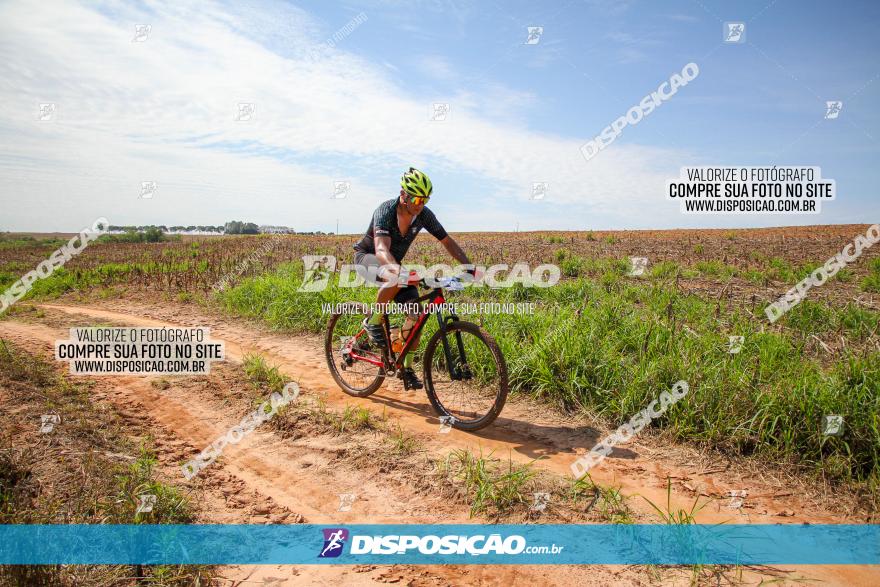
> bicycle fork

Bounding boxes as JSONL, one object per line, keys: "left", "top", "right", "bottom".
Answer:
{"left": 437, "top": 314, "right": 472, "bottom": 381}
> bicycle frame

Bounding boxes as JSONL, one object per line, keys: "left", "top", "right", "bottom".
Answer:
{"left": 348, "top": 285, "right": 463, "bottom": 375}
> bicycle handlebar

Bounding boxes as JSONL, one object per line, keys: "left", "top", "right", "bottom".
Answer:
{"left": 416, "top": 275, "right": 470, "bottom": 291}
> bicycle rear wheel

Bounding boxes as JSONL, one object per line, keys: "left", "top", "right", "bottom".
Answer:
{"left": 423, "top": 320, "right": 508, "bottom": 431}
{"left": 325, "top": 302, "right": 385, "bottom": 397}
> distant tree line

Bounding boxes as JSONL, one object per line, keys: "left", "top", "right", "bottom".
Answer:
{"left": 104, "top": 222, "right": 328, "bottom": 237}
{"left": 223, "top": 221, "right": 259, "bottom": 235}
{"left": 100, "top": 226, "right": 166, "bottom": 243}
{"left": 108, "top": 225, "right": 224, "bottom": 233}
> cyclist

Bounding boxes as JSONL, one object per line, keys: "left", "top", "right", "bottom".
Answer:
{"left": 353, "top": 167, "right": 474, "bottom": 390}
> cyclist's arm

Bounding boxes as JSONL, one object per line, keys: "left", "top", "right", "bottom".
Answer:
{"left": 374, "top": 235, "right": 399, "bottom": 273}
{"left": 372, "top": 205, "right": 399, "bottom": 275}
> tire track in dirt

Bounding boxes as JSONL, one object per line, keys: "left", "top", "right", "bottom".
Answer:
{"left": 0, "top": 318, "right": 648, "bottom": 587}
{"left": 5, "top": 302, "right": 878, "bottom": 586}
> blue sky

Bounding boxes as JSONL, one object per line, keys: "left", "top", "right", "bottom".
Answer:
{"left": 0, "top": 0, "right": 877, "bottom": 233}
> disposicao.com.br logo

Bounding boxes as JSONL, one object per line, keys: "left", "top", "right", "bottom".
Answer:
{"left": 318, "top": 528, "right": 563, "bottom": 557}
{"left": 318, "top": 528, "right": 349, "bottom": 558}
{"left": 297, "top": 255, "right": 561, "bottom": 292}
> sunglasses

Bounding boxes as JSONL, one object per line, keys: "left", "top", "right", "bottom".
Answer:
{"left": 408, "top": 195, "right": 430, "bottom": 205}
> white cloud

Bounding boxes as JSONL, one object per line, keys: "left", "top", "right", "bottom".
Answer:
{"left": 0, "top": 0, "right": 689, "bottom": 233}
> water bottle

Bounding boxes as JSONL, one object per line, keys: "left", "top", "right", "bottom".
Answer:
{"left": 390, "top": 327, "right": 403, "bottom": 353}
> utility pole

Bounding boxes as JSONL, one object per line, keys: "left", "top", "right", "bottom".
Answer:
{"left": 336, "top": 218, "right": 339, "bottom": 235}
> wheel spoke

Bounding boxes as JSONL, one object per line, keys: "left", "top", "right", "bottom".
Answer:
{"left": 325, "top": 304, "right": 384, "bottom": 396}
{"left": 426, "top": 324, "right": 506, "bottom": 428}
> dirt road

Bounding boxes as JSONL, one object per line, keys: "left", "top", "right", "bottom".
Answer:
{"left": 1, "top": 299, "right": 877, "bottom": 586}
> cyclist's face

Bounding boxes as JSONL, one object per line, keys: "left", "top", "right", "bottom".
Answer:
{"left": 400, "top": 191, "right": 427, "bottom": 213}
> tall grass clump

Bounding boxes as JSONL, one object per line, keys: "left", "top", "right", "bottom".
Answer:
{"left": 861, "top": 258, "right": 880, "bottom": 292}
{"left": 440, "top": 449, "right": 537, "bottom": 517}
{"left": 242, "top": 353, "right": 287, "bottom": 393}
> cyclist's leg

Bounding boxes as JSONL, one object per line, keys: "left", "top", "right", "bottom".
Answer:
{"left": 393, "top": 285, "right": 422, "bottom": 368}
{"left": 354, "top": 252, "right": 404, "bottom": 313}
{"left": 392, "top": 285, "right": 423, "bottom": 388}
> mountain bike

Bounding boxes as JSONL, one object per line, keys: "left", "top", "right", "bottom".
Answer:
{"left": 324, "top": 275, "right": 508, "bottom": 431}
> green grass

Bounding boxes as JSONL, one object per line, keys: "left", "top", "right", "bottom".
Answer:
{"left": 641, "top": 478, "right": 734, "bottom": 584}
{"left": 251, "top": 361, "right": 382, "bottom": 436}
{"left": 242, "top": 353, "right": 287, "bottom": 394}
{"left": 835, "top": 268, "right": 854, "bottom": 283}
{"left": 651, "top": 261, "right": 680, "bottom": 280}
{"left": 571, "top": 474, "right": 633, "bottom": 524}
{"left": 741, "top": 268, "right": 766, "bottom": 284}
{"left": 695, "top": 260, "right": 737, "bottom": 279}
{"left": 110, "top": 447, "right": 195, "bottom": 524}
{"left": 334, "top": 405, "right": 381, "bottom": 433}
{"left": 440, "top": 449, "right": 538, "bottom": 517}
{"left": 768, "top": 257, "right": 797, "bottom": 282}
{"left": 0, "top": 234, "right": 66, "bottom": 250}
{"left": 1, "top": 258, "right": 219, "bottom": 306}
{"left": 560, "top": 255, "right": 584, "bottom": 277}
{"left": 386, "top": 424, "right": 420, "bottom": 456}
{"left": 596, "top": 486, "right": 633, "bottom": 524}
{"left": 642, "top": 478, "right": 708, "bottom": 525}
{"left": 863, "top": 274, "right": 880, "bottom": 293}
{"left": 0, "top": 264, "right": 136, "bottom": 304}
{"left": 861, "top": 258, "right": 880, "bottom": 292}
{"left": 0, "top": 271, "right": 16, "bottom": 290}
{"left": 96, "top": 227, "right": 166, "bottom": 243}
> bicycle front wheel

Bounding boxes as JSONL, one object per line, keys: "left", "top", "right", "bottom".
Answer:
{"left": 423, "top": 320, "right": 508, "bottom": 431}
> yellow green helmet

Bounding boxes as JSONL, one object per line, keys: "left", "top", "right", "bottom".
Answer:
{"left": 400, "top": 167, "right": 433, "bottom": 198}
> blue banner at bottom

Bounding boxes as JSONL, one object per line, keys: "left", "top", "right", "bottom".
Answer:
{"left": 1, "top": 524, "right": 878, "bottom": 565}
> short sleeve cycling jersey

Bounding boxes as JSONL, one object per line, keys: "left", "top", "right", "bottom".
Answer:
{"left": 353, "top": 198, "right": 448, "bottom": 262}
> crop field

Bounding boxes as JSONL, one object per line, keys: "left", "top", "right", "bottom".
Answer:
{"left": 1, "top": 225, "right": 879, "bottom": 585}
{"left": 2, "top": 225, "right": 879, "bottom": 482}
